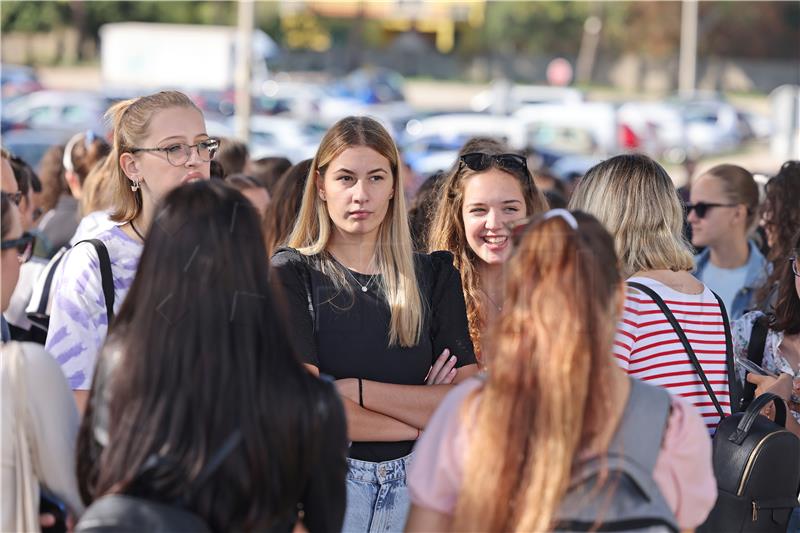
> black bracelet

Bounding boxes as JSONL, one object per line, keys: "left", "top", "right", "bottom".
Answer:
{"left": 358, "top": 378, "right": 364, "bottom": 407}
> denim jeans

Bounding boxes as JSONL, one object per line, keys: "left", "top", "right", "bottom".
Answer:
{"left": 342, "top": 454, "right": 412, "bottom": 532}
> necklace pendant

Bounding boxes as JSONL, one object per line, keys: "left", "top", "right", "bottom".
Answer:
{"left": 361, "top": 286, "right": 368, "bottom": 292}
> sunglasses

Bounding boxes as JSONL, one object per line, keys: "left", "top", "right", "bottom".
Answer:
{"left": 459, "top": 152, "right": 528, "bottom": 174}
{"left": 1, "top": 191, "right": 23, "bottom": 206}
{"left": 685, "top": 202, "right": 739, "bottom": 219}
{"left": 1, "top": 232, "right": 35, "bottom": 263}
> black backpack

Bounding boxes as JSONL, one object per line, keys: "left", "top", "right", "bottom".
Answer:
{"left": 628, "top": 282, "right": 800, "bottom": 533}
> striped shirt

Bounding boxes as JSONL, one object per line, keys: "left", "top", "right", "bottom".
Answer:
{"left": 614, "top": 276, "right": 731, "bottom": 433}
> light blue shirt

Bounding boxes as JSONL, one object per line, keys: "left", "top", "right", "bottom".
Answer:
{"left": 697, "top": 261, "right": 748, "bottom": 319}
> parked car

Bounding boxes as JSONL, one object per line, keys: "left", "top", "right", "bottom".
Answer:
{"left": 1, "top": 64, "right": 43, "bottom": 100}
{"left": 244, "top": 116, "right": 325, "bottom": 163}
{"left": 2, "top": 129, "right": 72, "bottom": 170}
{"left": 1, "top": 90, "right": 110, "bottom": 135}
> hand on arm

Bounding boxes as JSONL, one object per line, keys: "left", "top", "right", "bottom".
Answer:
{"left": 336, "top": 350, "right": 478, "bottom": 430}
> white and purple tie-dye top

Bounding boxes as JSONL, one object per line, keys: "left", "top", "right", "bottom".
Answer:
{"left": 45, "top": 226, "right": 142, "bottom": 390}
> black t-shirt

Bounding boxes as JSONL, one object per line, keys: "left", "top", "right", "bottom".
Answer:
{"left": 270, "top": 248, "right": 476, "bottom": 462}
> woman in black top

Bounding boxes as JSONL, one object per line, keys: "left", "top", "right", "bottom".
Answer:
{"left": 75, "top": 181, "right": 348, "bottom": 532}
{"left": 271, "top": 116, "right": 477, "bottom": 532}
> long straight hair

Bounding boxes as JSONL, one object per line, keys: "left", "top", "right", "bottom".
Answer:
{"left": 427, "top": 137, "right": 547, "bottom": 359}
{"left": 286, "top": 116, "right": 422, "bottom": 347}
{"left": 453, "top": 212, "right": 622, "bottom": 532}
{"left": 81, "top": 181, "right": 331, "bottom": 531}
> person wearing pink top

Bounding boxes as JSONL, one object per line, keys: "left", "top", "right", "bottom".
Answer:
{"left": 405, "top": 210, "right": 717, "bottom": 532}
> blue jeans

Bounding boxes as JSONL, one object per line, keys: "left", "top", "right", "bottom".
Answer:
{"left": 342, "top": 454, "right": 412, "bottom": 532}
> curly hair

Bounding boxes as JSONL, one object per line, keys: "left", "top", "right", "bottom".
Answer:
{"left": 757, "top": 160, "right": 800, "bottom": 309}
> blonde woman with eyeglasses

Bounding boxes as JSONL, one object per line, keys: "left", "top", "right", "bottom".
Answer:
{"left": 45, "top": 91, "right": 217, "bottom": 413}
{"left": 270, "top": 116, "right": 477, "bottom": 532}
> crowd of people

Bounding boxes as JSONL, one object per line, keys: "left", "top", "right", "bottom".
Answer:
{"left": 1, "top": 88, "right": 799, "bottom": 532}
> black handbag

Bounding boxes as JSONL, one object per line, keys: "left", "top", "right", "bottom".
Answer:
{"left": 627, "top": 282, "right": 800, "bottom": 532}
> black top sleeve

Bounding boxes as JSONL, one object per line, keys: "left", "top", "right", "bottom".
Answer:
{"left": 426, "top": 251, "right": 477, "bottom": 367}
{"left": 269, "top": 248, "right": 318, "bottom": 366}
{"left": 300, "top": 379, "right": 348, "bottom": 533}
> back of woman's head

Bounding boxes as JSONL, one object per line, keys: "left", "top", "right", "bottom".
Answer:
{"left": 250, "top": 156, "right": 292, "bottom": 194}
{"left": 37, "top": 144, "right": 66, "bottom": 212}
{"left": 216, "top": 137, "right": 249, "bottom": 178}
{"left": 455, "top": 210, "right": 622, "bottom": 532}
{"left": 79, "top": 155, "right": 113, "bottom": 216}
{"left": 96, "top": 180, "right": 320, "bottom": 530}
{"left": 106, "top": 90, "right": 200, "bottom": 223}
{"left": 63, "top": 131, "right": 111, "bottom": 184}
{"left": 263, "top": 158, "right": 312, "bottom": 257}
{"left": 569, "top": 153, "right": 694, "bottom": 278}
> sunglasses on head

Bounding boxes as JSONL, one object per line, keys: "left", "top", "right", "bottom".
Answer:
{"left": 685, "top": 201, "right": 739, "bottom": 219}
{"left": 459, "top": 152, "right": 528, "bottom": 174}
{"left": 1, "top": 232, "right": 35, "bottom": 263}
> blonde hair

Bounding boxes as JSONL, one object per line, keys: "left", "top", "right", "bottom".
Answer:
{"left": 454, "top": 212, "right": 622, "bottom": 531}
{"left": 106, "top": 91, "right": 200, "bottom": 223}
{"left": 568, "top": 154, "right": 694, "bottom": 278}
{"left": 427, "top": 137, "right": 547, "bottom": 360}
{"left": 287, "top": 116, "right": 423, "bottom": 347}
{"left": 79, "top": 155, "right": 113, "bottom": 217}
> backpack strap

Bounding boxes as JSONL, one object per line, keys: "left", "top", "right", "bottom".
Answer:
{"left": 609, "top": 378, "right": 672, "bottom": 473}
{"left": 75, "top": 239, "right": 116, "bottom": 326}
{"left": 740, "top": 314, "right": 770, "bottom": 410}
{"left": 35, "top": 246, "right": 69, "bottom": 315}
{"left": 627, "top": 282, "right": 725, "bottom": 420}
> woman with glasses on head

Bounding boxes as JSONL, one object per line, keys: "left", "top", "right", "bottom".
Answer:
{"left": 406, "top": 211, "right": 715, "bottom": 532}
{"left": 2, "top": 190, "right": 85, "bottom": 531}
{"left": 569, "top": 154, "right": 734, "bottom": 433}
{"left": 427, "top": 137, "right": 547, "bottom": 362}
{"left": 45, "top": 90, "right": 218, "bottom": 413}
{"left": 270, "top": 116, "right": 477, "bottom": 532}
{"left": 689, "top": 164, "right": 768, "bottom": 320}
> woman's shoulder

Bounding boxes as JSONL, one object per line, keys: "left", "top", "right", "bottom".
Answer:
{"left": 415, "top": 250, "right": 456, "bottom": 280}
{"left": 271, "top": 246, "right": 310, "bottom": 269}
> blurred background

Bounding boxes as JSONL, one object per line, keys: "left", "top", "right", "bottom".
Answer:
{"left": 1, "top": 0, "right": 799, "bottom": 193}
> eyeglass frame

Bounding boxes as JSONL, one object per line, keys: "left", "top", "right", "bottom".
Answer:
{"left": 0, "top": 232, "right": 35, "bottom": 263}
{"left": 129, "top": 138, "right": 220, "bottom": 167}
{"left": 684, "top": 201, "right": 740, "bottom": 219}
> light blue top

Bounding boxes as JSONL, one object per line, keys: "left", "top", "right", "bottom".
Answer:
{"left": 693, "top": 240, "right": 769, "bottom": 320}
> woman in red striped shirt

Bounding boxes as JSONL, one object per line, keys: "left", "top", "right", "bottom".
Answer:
{"left": 569, "top": 154, "right": 733, "bottom": 433}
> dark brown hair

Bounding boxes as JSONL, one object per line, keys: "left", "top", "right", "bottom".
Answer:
{"left": 263, "top": 159, "right": 311, "bottom": 257}
{"left": 37, "top": 144, "right": 66, "bottom": 212}
{"left": 64, "top": 131, "right": 111, "bottom": 186}
{"left": 78, "top": 181, "right": 335, "bottom": 531}
{"left": 757, "top": 161, "right": 800, "bottom": 309}
{"left": 771, "top": 229, "right": 800, "bottom": 335}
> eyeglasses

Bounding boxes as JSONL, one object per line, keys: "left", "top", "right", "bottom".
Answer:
{"left": 1, "top": 232, "right": 35, "bottom": 263}
{"left": 685, "top": 202, "right": 739, "bottom": 219}
{"left": 130, "top": 138, "right": 219, "bottom": 167}
{"left": 1, "top": 191, "right": 23, "bottom": 206}
{"left": 791, "top": 257, "right": 799, "bottom": 277}
{"left": 459, "top": 152, "right": 528, "bottom": 174}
